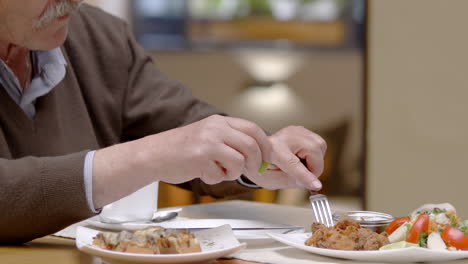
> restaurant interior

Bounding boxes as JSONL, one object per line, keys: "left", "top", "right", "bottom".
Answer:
{"left": 86, "top": 0, "right": 365, "bottom": 213}
{"left": 2, "top": 1, "right": 468, "bottom": 264}
{"left": 85, "top": 0, "right": 468, "bottom": 219}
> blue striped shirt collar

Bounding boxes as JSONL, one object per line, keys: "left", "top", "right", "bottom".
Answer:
{"left": 0, "top": 47, "right": 67, "bottom": 118}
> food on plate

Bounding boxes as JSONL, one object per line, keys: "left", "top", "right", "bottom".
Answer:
{"left": 384, "top": 216, "right": 410, "bottom": 235}
{"left": 332, "top": 211, "right": 394, "bottom": 233}
{"left": 92, "top": 226, "right": 201, "bottom": 254}
{"left": 387, "top": 221, "right": 411, "bottom": 244}
{"left": 406, "top": 213, "right": 429, "bottom": 244}
{"left": 440, "top": 226, "right": 468, "bottom": 250}
{"left": 381, "top": 203, "right": 468, "bottom": 251}
{"left": 428, "top": 232, "right": 447, "bottom": 250}
{"left": 305, "top": 203, "right": 468, "bottom": 252}
{"left": 379, "top": 240, "right": 419, "bottom": 250}
{"left": 304, "top": 216, "right": 390, "bottom": 250}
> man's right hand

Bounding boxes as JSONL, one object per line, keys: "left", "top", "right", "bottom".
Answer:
{"left": 92, "top": 115, "right": 272, "bottom": 208}
{"left": 137, "top": 115, "right": 272, "bottom": 184}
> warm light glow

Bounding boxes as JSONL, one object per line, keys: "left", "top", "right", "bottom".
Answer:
{"left": 244, "top": 83, "right": 292, "bottom": 110}
{"left": 270, "top": 0, "right": 300, "bottom": 21}
{"left": 231, "top": 49, "right": 307, "bottom": 127}
{"left": 232, "top": 83, "right": 306, "bottom": 125}
{"left": 236, "top": 49, "right": 303, "bottom": 83}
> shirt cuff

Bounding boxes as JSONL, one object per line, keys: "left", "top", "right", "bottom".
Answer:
{"left": 236, "top": 175, "right": 261, "bottom": 189}
{"left": 84, "top": 150, "right": 101, "bottom": 213}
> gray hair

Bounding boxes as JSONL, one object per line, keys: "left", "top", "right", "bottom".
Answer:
{"left": 34, "top": 0, "right": 82, "bottom": 29}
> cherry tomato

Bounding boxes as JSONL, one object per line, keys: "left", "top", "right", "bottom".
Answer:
{"left": 385, "top": 216, "right": 411, "bottom": 235}
{"left": 441, "top": 226, "right": 468, "bottom": 250}
{"left": 406, "top": 214, "right": 429, "bottom": 243}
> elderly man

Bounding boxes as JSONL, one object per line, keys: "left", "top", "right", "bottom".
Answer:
{"left": 0, "top": 0, "right": 326, "bottom": 244}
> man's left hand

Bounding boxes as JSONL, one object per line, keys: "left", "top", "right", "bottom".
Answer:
{"left": 245, "top": 126, "right": 326, "bottom": 191}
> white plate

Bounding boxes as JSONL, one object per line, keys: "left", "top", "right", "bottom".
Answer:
{"left": 85, "top": 217, "right": 171, "bottom": 231}
{"left": 76, "top": 225, "right": 246, "bottom": 264}
{"left": 268, "top": 232, "right": 468, "bottom": 263}
{"left": 85, "top": 208, "right": 183, "bottom": 231}
{"left": 86, "top": 218, "right": 301, "bottom": 240}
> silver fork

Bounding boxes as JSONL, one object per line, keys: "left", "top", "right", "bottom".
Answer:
{"left": 309, "top": 192, "right": 334, "bottom": 227}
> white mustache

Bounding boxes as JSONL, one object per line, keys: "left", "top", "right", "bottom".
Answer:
{"left": 34, "top": 0, "right": 82, "bottom": 29}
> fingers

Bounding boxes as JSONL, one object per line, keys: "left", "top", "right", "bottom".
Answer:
{"left": 264, "top": 126, "right": 326, "bottom": 190}
{"left": 283, "top": 126, "right": 327, "bottom": 157}
{"left": 202, "top": 143, "right": 254, "bottom": 184}
{"left": 210, "top": 144, "right": 245, "bottom": 181}
{"left": 306, "top": 154, "right": 324, "bottom": 178}
{"left": 273, "top": 149, "right": 322, "bottom": 191}
{"left": 297, "top": 149, "right": 325, "bottom": 177}
{"left": 186, "top": 115, "right": 273, "bottom": 184}
{"left": 199, "top": 161, "right": 226, "bottom": 185}
{"left": 222, "top": 128, "right": 262, "bottom": 177}
{"left": 224, "top": 116, "right": 272, "bottom": 162}
{"left": 254, "top": 170, "right": 299, "bottom": 189}
{"left": 310, "top": 133, "right": 327, "bottom": 155}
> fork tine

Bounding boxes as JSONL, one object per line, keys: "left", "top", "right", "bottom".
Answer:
{"left": 310, "top": 198, "right": 321, "bottom": 223}
{"left": 323, "top": 199, "right": 334, "bottom": 227}
{"left": 310, "top": 196, "right": 325, "bottom": 225}
{"left": 309, "top": 193, "right": 334, "bottom": 228}
{"left": 318, "top": 199, "right": 329, "bottom": 227}
{"left": 316, "top": 202, "right": 325, "bottom": 225}
{"left": 320, "top": 199, "right": 332, "bottom": 227}
{"left": 317, "top": 199, "right": 326, "bottom": 226}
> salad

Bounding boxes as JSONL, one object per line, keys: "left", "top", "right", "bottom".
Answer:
{"left": 380, "top": 203, "right": 468, "bottom": 251}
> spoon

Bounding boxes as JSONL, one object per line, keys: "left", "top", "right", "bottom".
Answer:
{"left": 152, "top": 211, "right": 178, "bottom": 223}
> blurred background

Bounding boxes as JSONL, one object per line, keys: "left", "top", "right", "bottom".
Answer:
{"left": 84, "top": 0, "right": 468, "bottom": 218}
{"left": 85, "top": 0, "right": 468, "bottom": 219}
{"left": 85, "top": 0, "right": 365, "bottom": 212}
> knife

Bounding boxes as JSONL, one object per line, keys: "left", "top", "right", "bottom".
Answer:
{"left": 179, "top": 226, "right": 304, "bottom": 231}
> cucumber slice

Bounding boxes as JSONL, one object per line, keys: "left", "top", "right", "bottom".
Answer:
{"left": 258, "top": 160, "right": 269, "bottom": 174}
{"left": 380, "top": 241, "right": 419, "bottom": 250}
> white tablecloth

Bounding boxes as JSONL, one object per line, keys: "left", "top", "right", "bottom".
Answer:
{"left": 55, "top": 201, "right": 468, "bottom": 264}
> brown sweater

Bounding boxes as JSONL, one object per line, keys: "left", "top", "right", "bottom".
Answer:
{"left": 0, "top": 5, "right": 249, "bottom": 244}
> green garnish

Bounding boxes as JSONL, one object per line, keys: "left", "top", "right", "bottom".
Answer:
{"left": 418, "top": 232, "right": 428, "bottom": 247}
{"left": 258, "top": 160, "right": 269, "bottom": 174}
{"left": 446, "top": 212, "right": 460, "bottom": 227}
{"left": 433, "top": 208, "right": 446, "bottom": 214}
{"left": 460, "top": 226, "right": 468, "bottom": 236}
{"left": 460, "top": 220, "right": 468, "bottom": 236}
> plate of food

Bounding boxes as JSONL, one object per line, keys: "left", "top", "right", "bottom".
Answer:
{"left": 76, "top": 224, "right": 246, "bottom": 264}
{"left": 85, "top": 208, "right": 183, "bottom": 231}
{"left": 268, "top": 203, "right": 468, "bottom": 262}
{"left": 85, "top": 217, "right": 302, "bottom": 240}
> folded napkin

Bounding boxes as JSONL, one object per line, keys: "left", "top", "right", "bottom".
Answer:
{"left": 99, "top": 182, "right": 159, "bottom": 223}
{"left": 54, "top": 220, "right": 86, "bottom": 239}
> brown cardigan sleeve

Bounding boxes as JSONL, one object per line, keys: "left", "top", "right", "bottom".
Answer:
{"left": 120, "top": 22, "right": 253, "bottom": 197}
{"left": 0, "top": 5, "right": 250, "bottom": 244}
{"left": 0, "top": 151, "right": 94, "bottom": 244}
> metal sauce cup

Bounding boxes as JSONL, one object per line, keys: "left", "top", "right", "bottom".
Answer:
{"left": 332, "top": 211, "right": 395, "bottom": 233}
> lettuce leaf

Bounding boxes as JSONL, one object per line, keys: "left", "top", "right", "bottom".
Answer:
{"left": 459, "top": 220, "right": 468, "bottom": 236}
{"left": 418, "top": 232, "right": 429, "bottom": 247}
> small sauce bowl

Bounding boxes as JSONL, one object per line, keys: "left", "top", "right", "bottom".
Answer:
{"left": 333, "top": 211, "right": 395, "bottom": 233}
